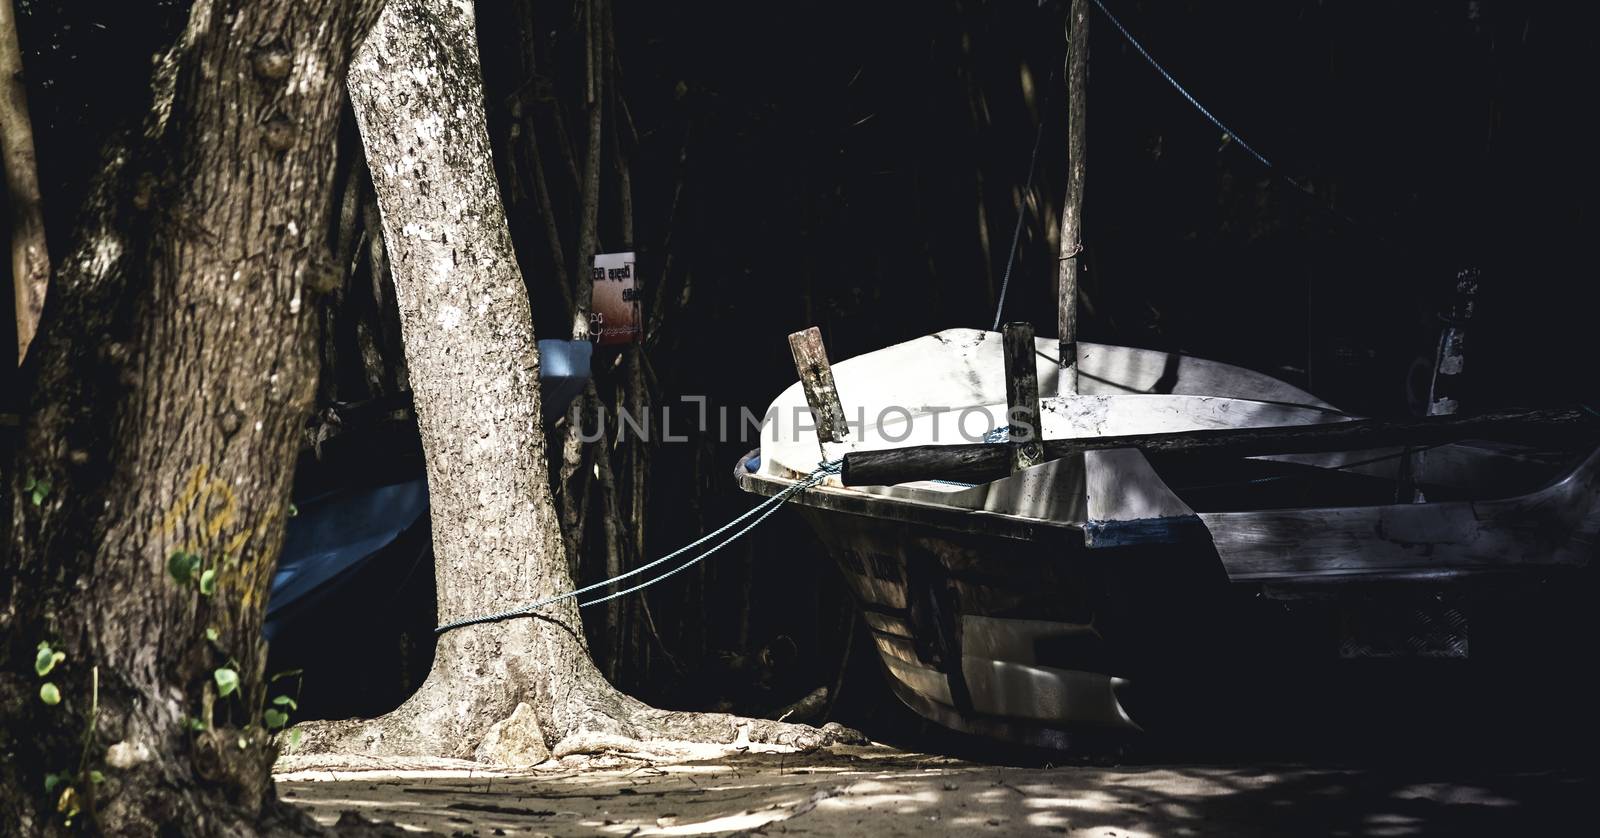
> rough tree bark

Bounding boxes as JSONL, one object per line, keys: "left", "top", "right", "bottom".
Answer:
{"left": 0, "top": 0, "right": 383, "bottom": 833}
{"left": 292, "top": 0, "right": 853, "bottom": 767}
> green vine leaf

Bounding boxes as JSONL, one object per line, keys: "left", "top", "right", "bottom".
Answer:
{"left": 199, "top": 568, "right": 217, "bottom": 596}
{"left": 288, "top": 729, "right": 303, "bottom": 748}
{"left": 28, "top": 476, "right": 51, "bottom": 507}
{"left": 205, "top": 627, "right": 220, "bottom": 642}
{"left": 271, "top": 695, "right": 298, "bottom": 711}
{"left": 43, "top": 772, "right": 64, "bottom": 793}
{"left": 186, "top": 717, "right": 206, "bottom": 732}
{"left": 213, "top": 667, "right": 239, "bottom": 698}
{"left": 39, "top": 682, "right": 61, "bottom": 705}
{"left": 167, "top": 552, "right": 202, "bottom": 585}
{"left": 35, "top": 644, "right": 65, "bottom": 677}
{"left": 167, "top": 553, "right": 189, "bottom": 584}
{"left": 89, "top": 771, "right": 105, "bottom": 785}
{"left": 263, "top": 709, "right": 289, "bottom": 729}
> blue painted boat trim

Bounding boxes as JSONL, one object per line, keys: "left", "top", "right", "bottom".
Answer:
{"left": 1083, "top": 515, "right": 1207, "bottom": 549}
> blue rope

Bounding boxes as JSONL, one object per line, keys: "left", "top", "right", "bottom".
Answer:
{"left": 991, "top": 78, "right": 1055, "bottom": 331}
{"left": 1092, "top": 0, "right": 1367, "bottom": 232}
{"left": 434, "top": 460, "right": 841, "bottom": 634}
{"left": 1090, "top": 0, "right": 1273, "bottom": 169}
{"left": 929, "top": 426, "right": 1013, "bottom": 488}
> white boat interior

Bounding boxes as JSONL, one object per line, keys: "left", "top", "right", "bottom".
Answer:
{"left": 747, "top": 327, "right": 1599, "bottom": 578}
{"left": 759, "top": 328, "right": 1346, "bottom": 517}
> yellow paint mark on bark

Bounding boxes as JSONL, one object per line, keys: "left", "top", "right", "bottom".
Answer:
{"left": 158, "top": 465, "right": 275, "bottom": 560}
{"left": 160, "top": 464, "right": 211, "bottom": 537}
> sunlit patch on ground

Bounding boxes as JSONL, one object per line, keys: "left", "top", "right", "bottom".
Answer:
{"left": 276, "top": 744, "right": 1595, "bottom": 836}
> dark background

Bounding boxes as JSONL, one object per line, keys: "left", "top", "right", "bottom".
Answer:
{"left": 4, "top": 1, "right": 1597, "bottom": 751}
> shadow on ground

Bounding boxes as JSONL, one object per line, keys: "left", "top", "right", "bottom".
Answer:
{"left": 278, "top": 743, "right": 1595, "bottom": 837}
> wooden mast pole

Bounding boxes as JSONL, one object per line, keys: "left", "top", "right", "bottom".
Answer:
{"left": 1, "top": 0, "right": 49, "bottom": 364}
{"left": 1057, "top": 0, "right": 1089, "bottom": 394}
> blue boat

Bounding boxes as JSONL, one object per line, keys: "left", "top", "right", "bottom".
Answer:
{"left": 265, "top": 339, "right": 590, "bottom": 639}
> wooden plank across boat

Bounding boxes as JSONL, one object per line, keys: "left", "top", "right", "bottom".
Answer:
{"left": 734, "top": 328, "right": 1600, "bottom": 747}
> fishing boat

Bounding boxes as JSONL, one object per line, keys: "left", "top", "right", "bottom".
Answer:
{"left": 735, "top": 327, "right": 1600, "bottom": 747}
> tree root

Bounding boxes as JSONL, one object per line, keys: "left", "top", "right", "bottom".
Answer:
{"left": 549, "top": 716, "right": 865, "bottom": 762}
{"left": 283, "top": 665, "right": 864, "bottom": 771}
{"left": 281, "top": 613, "right": 866, "bottom": 772}
{"left": 272, "top": 753, "right": 506, "bottom": 777}
{"left": 542, "top": 687, "right": 866, "bottom": 763}
{"left": 285, "top": 669, "right": 517, "bottom": 764}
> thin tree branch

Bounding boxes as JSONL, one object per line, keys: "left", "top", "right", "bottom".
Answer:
{"left": 559, "top": 0, "right": 608, "bottom": 557}
{"left": 569, "top": 0, "right": 605, "bottom": 338}
{"left": 511, "top": 0, "right": 573, "bottom": 311}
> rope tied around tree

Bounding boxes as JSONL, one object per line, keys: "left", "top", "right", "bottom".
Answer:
{"left": 436, "top": 413, "right": 1023, "bottom": 633}
{"left": 434, "top": 459, "right": 843, "bottom": 634}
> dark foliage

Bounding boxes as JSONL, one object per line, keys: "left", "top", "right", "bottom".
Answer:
{"left": 5, "top": 0, "right": 1595, "bottom": 742}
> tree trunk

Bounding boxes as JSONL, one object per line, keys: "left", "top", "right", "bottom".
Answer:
{"left": 293, "top": 0, "right": 854, "bottom": 767}
{"left": 0, "top": 0, "right": 383, "bottom": 833}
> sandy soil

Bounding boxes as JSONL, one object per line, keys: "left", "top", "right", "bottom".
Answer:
{"left": 275, "top": 744, "right": 1594, "bottom": 836}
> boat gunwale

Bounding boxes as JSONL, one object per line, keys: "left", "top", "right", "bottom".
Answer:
{"left": 734, "top": 450, "right": 1074, "bottom": 542}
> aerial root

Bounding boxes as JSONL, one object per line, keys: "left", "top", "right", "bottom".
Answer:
{"left": 549, "top": 705, "right": 867, "bottom": 763}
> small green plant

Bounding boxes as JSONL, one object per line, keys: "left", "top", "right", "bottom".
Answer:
{"left": 35, "top": 642, "right": 65, "bottom": 706}
{"left": 35, "top": 642, "right": 65, "bottom": 676}
{"left": 167, "top": 551, "right": 202, "bottom": 584}
{"left": 213, "top": 667, "right": 239, "bottom": 698}
{"left": 22, "top": 474, "right": 52, "bottom": 506}
{"left": 185, "top": 631, "right": 305, "bottom": 751}
{"left": 265, "top": 670, "right": 305, "bottom": 744}
{"left": 35, "top": 654, "right": 99, "bottom": 828}
{"left": 168, "top": 551, "right": 222, "bottom": 597}
{"left": 263, "top": 695, "right": 297, "bottom": 730}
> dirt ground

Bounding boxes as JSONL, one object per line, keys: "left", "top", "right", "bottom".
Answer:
{"left": 275, "top": 742, "right": 1594, "bottom": 836}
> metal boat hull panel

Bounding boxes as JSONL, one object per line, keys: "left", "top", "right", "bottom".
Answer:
{"left": 790, "top": 502, "right": 1194, "bottom": 741}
